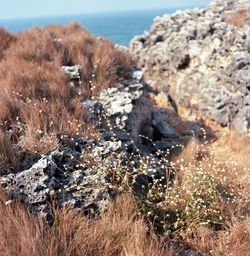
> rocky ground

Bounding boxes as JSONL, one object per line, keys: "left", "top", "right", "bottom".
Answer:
{"left": 0, "top": 64, "right": 208, "bottom": 222}
{"left": 0, "top": 1, "right": 250, "bottom": 255}
{"left": 130, "top": 0, "right": 250, "bottom": 133}
{"left": 1, "top": 0, "right": 249, "bottom": 226}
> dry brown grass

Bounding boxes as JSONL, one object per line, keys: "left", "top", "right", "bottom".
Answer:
{"left": 1, "top": 180, "right": 248, "bottom": 256}
{"left": 0, "top": 189, "right": 48, "bottom": 256}
{"left": 0, "top": 23, "right": 135, "bottom": 174}
{"left": 5, "top": 23, "right": 133, "bottom": 97}
{"left": 0, "top": 28, "right": 16, "bottom": 60}
{"left": 203, "top": 129, "right": 250, "bottom": 199}
{"left": 184, "top": 217, "right": 250, "bottom": 256}
{"left": 0, "top": 191, "right": 174, "bottom": 256}
{"left": 174, "top": 128, "right": 250, "bottom": 207}
{"left": 148, "top": 128, "right": 249, "bottom": 256}
{"left": 227, "top": 8, "right": 250, "bottom": 27}
{"left": 0, "top": 129, "right": 18, "bottom": 172}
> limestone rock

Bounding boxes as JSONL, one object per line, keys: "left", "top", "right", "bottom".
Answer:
{"left": 62, "top": 65, "right": 82, "bottom": 80}
{"left": 0, "top": 67, "right": 197, "bottom": 221}
{"left": 130, "top": 0, "right": 250, "bottom": 133}
{"left": 62, "top": 65, "right": 82, "bottom": 87}
{"left": 1, "top": 142, "right": 113, "bottom": 222}
{"left": 99, "top": 81, "right": 153, "bottom": 146}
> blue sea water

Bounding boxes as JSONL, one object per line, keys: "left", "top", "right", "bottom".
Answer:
{"left": 0, "top": 8, "right": 196, "bottom": 46}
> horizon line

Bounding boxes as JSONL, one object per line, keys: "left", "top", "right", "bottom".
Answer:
{"left": 0, "top": 5, "right": 206, "bottom": 22}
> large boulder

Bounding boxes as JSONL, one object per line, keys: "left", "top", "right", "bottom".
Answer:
{"left": 130, "top": 0, "right": 250, "bottom": 133}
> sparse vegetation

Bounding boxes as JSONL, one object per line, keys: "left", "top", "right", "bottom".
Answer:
{"left": 0, "top": 22, "right": 249, "bottom": 256}
{"left": 98, "top": 128, "right": 250, "bottom": 253}
{"left": 0, "top": 23, "right": 135, "bottom": 174}
{"left": 1, "top": 128, "right": 249, "bottom": 255}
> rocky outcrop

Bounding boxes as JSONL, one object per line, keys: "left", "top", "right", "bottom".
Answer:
{"left": 84, "top": 70, "right": 186, "bottom": 151}
{"left": 99, "top": 82, "right": 146, "bottom": 141}
{"left": 0, "top": 66, "right": 180, "bottom": 222}
{"left": 0, "top": 64, "right": 209, "bottom": 220}
{"left": 130, "top": 0, "right": 250, "bottom": 133}
{"left": 1, "top": 24, "right": 221, "bottom": 222}
{"left": 1, "top": 141, "right": 114, "bottom": 222}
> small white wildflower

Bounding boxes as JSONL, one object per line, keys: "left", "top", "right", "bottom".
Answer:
{"left": 5, "top": 200, "right": 13, "bottom": 206}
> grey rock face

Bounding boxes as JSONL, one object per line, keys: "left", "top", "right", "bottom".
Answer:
{"left": 1, "top": 143, "right": 113, "bottom": 222}
{"left": 199, "top": 83, "right": 244, "bottom": 127}
{"left": 231, "top": 106, "right": 250, "bottom": 132}
{"left": 61, "top": 65, "right": 82, "bottom": 87}
{"left": 132, "top": 70, "right": 144, "bottom": 83}
{"left": 99, "top": 81, "right": 153, "bottom": 146}
{"left": 224, "top": 52, "right": 250, "bottom": 90}
{"left": 61, "top": 65, "right": 82, "bottom": 80}
{"left": 100, "top": 83, "right": 144, "bottom": 128}
{"left": 130, "top": 0, "right": 250, "bottom": 133}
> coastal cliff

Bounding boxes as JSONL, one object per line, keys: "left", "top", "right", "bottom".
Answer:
{"left": 130, "top": 0, "right": 250, "bottom": 132}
